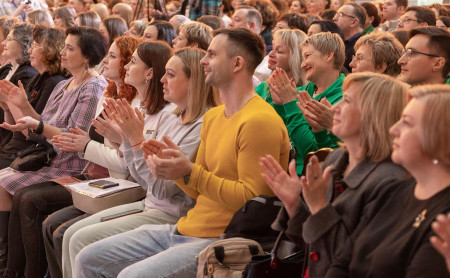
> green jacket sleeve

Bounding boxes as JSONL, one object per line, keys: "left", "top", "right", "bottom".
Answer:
{"left": 314, "top": 130, "right": 341, "bottom": 149}
{"left": 282, "top": 100, "right": 318, "bottom": 174}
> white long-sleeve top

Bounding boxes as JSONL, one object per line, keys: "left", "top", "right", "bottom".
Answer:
{"left": 120, "top": 104, "right": 200, "bottom": 218}
{"left": 80, "top": 94, "right": 140, "bottom": 179}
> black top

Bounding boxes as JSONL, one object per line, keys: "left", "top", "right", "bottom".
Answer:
{"left": 0, "top": 63, "right": 11, "bottom": 80}
{"left": 271, "top": 148, "right": 410, "bottom": 278}
{"left": 327, "top": 178, "right": 450, "bottom": 278}
{"left": 343, "top": 33, "right": 362, "bottom": 73}
{"left": 260, "top": 27, "right": 273, "bottom": 55}
{"left": 0, "top": 72, "right": 67, "bottom": 158}
{"left": 0, "top": 62, "right": 39, "bottom": 151}
{"left": 0, "top": 62, "right": 39, "bottom": 87}
{"left": 88, "top": 111, "right": 104, "bottom": 144}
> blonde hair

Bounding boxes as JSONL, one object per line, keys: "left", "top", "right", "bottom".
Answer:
{"left": 112, "top": 3, "right": 133, "bottom": 26}
{"left": 174, "top": 48, "right": 221, "bottom": 124}
{"left": 342, "top": 72, "right": 408, "bottom": 162}
{"left": 26, "top": 10, "right": 54, "bottom": 27}
{"left": 409, "top": 85, "right": 450, "bottom": 169}
{"left": 301, "top": 32, "right": 345, "bottom": 70}
{"left": 273, "top": 29, "right": 307, "bottom": 87}
{"left": 354, "top": 32, "right": 403, "bottom": 76}
{"left": 90, "top": 3, "right": 109, "bottom": 20}
{"left": 179, "top": 21, "right": 213, "bottom": 51}
{"left": 129, "top": 20, "right": 148, "bottom": 37}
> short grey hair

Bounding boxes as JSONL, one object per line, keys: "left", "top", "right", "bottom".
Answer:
{"left": 345, "top": 2, "right": 367, "bottom": 29}
{"left": 11, "top": 23, "right": 33, "bottom": 65}
{"left": 236, "top": 5, "right": 262, "bottom": 33}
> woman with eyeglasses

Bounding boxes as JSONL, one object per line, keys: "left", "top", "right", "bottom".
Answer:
{"left": 0, "top": 25, "right": 67, "bottom": 274}
{"left": 0, "top": 26, "right": 68, "bottom": 170}
{"left": 0, "top": 23, "right": 38, "bottom": 182}
{"left": 0, "top": 23, "right": 37, "bottom": 88}
{"left": 0, "top": 27, "right": 108, "bottom": 277}
{"left": 349, "top": 32, "right": 403, "bottom": 76}
{"left": 1, "top": 36, "right": 141, "bottom": 278}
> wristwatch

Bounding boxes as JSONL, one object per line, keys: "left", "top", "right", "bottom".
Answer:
{"left": 33, "top": 120, "right": 44, "bottom": 134}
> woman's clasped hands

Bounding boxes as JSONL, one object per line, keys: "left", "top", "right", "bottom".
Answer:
{"left": 51, "top": 127, "right": 90, "bottom": 152}
{"left": 297, "top": 91, "right": 334, "bottom": 133}
{"left": 268, "top": 68, "right": 297, "bottom": 105}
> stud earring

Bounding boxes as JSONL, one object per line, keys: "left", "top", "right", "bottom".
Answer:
{"left": 432, "top": 159, "right": 439, "bottom": 165}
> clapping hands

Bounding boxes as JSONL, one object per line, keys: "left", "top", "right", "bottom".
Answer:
{"left": 143, "top": 136, "right": 193, "bottom": 180}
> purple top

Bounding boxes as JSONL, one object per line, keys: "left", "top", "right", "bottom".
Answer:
{"left": 0, "top": 75, "right": 108, "bottom": 195}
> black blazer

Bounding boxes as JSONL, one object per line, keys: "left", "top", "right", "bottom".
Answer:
{"left": 0, "top": 63, "right": 39, "bottom": 154}
{"left": 272, "top": 148, "right": 410, "bottom": 278}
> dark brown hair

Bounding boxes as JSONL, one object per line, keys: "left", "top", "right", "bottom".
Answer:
{"left": 279, "top": 13, "right": 309, "bottom": 33}
{"left": 137, "top": 41, "right": 173, "bottom": 115}
{"left": 361, "top": 2, "right": 381, "bottom": 28}
{"left": 33, "top": 26, "right": 68, "bottom": 76}
{"left": 66, "top": 26, "right": 108, "bottom": 67}
{"left": 409, "top": 27, "right": 450, "bottom": 78}
{"left": 102, "top": 16, "right": 128, "bottom": 45}
{"left": 213, "top": 28, "right": 265, "bottom": 74}
{"left": 405, "top": 6, "right": 436, "bottom": 26}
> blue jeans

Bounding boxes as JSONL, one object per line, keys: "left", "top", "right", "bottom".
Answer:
{"left": 75, "top": 224, "right": 217, "bottom": 278}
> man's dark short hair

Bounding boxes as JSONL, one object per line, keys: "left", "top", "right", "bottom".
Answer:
{"left": 213, "top": 28, "right": 265, "bottom": 74}
{"left": 394, "top": 0, "right": 408, "bottom": 9}
{"left": 409, "top": 27, "right": 450, "bottom": 78}
{"left": 405, "top": 6, "right": 436, "bottom": 26}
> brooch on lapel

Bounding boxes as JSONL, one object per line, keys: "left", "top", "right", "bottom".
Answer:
{"left": 412, "top": 209, "right": 427, "bottom": 228}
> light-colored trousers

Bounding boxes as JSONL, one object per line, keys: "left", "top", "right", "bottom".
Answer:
{"left": 62, "top": 201, "right": 178, "bottom": 277}
{"left": 75, "top": 224, "right": 217, "bottom": 278}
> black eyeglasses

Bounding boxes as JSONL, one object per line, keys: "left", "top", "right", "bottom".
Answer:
{"left": 335, "top": 12, "right": 355, "bottom": 19}
{"left": 401, "top": 48, "right": 440, "bottom": 60}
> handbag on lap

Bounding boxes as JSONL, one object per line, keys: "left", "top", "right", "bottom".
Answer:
{"left": 243, "top": 231, "right": 305, "bottom": 278}
{"left": 10, "top": 133, "right": 56, "bottom": 171}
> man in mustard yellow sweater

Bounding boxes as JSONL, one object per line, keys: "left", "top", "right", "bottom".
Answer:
{"left": 75, "top": 28, "right": 291, "bottom": 278}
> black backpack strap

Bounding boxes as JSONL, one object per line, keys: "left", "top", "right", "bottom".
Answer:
{"left": 248, "top": 245, "right": 259, "bottom": 256}
{"left": 213, "top": 246, "right": 225, "bottom": 263}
